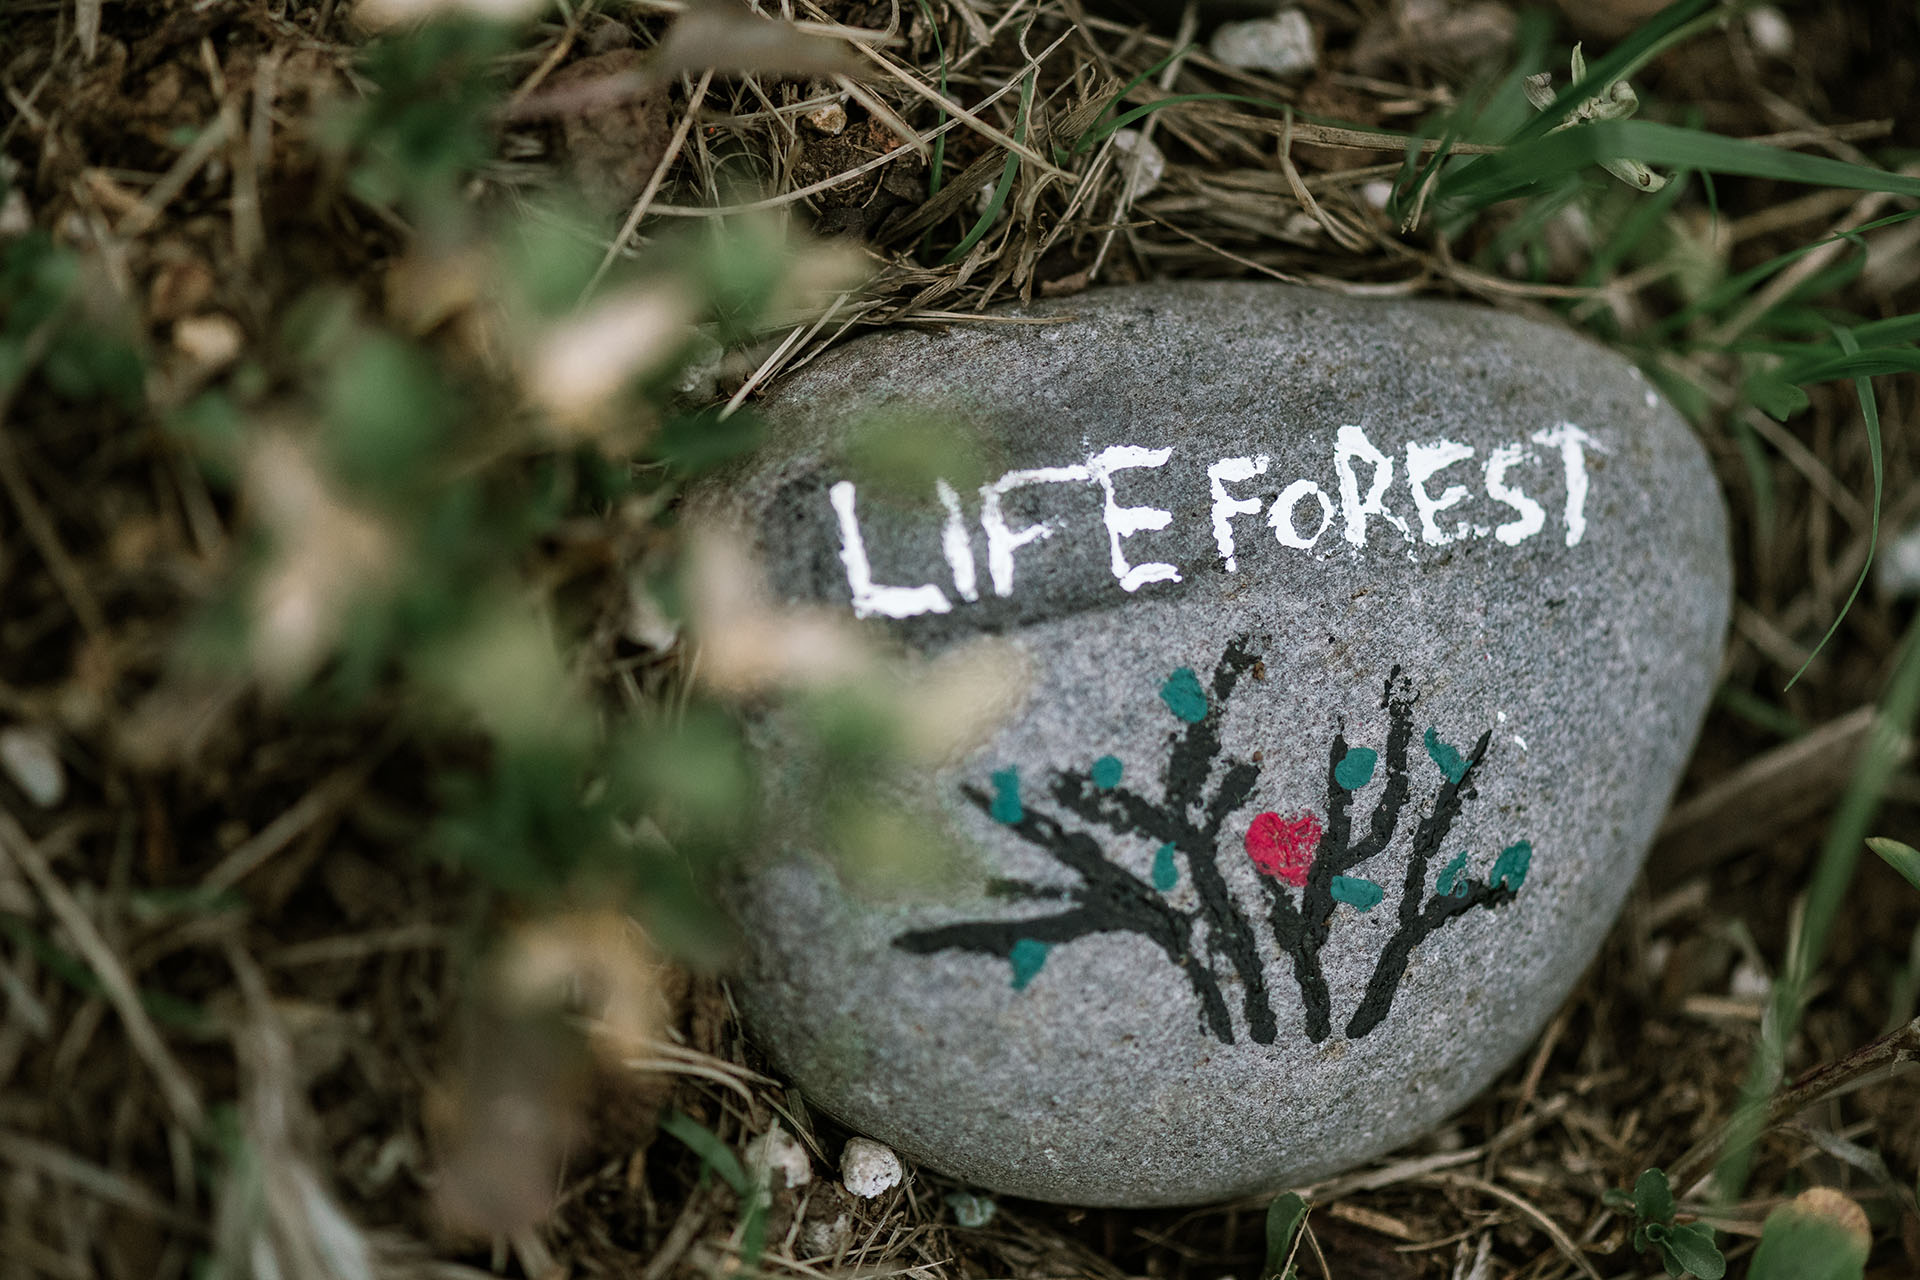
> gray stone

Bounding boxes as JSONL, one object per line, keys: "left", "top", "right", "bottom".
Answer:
{"left": 706, "top": 282, "right": 1730, "bottom": 1207}
{"left": 1208, "top": 9, "right": 1318, "bottom": 78}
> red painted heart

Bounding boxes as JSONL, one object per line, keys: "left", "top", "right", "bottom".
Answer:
{"left": 1245, "top": 810, "right": 1321, "bottom": 888}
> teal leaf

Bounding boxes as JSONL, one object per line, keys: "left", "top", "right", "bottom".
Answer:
{"left": 1152, "top": 843, "right": 1179, "bottom": 891}
{"left": 1437, "top": 850, "right": 1470, "bottom": 896}
{"left": 1091, "top": 755, "right": 1124, "bottom": 789}
{"left": 1491, "top": 841, "right": 1533, "bottom": 891}
{"left": 1008, "top": 938, "right": 1049, "bottom": 990}
{"left": 1424, "top": 728, "right": 1470, "bottom": 783}
{"left": 990, "top": 768, "right": 1022, "bottom": 824}
{"left": 1330, "top": 876, "right": 1383, "bottom": 911}
{"left": 1334, "top": 747, "right": 1378, "bottom": 789}
{"left": 1160, "top": 667, "right": 1209, "bottom": 723}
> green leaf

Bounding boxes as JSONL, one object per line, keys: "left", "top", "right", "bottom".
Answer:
{"left": 1632, "top": 1167, "right": 1676, "bottom": 1225}
{"left": 322, "top": 331, "right": 451, "bottom": 493}
{"left": 1749, "top": 1205, "right": 1868, "bottom": 1280}
{"left": 660, "top": 1111, "right": 751, "bottom": 1197}
{"left": 1660, "top": 1223, "right": 1726, "bottom": 1279}
{"left": 1744, "top": 371, "right": 1810, "bottom": 421}
{"left": 1868, "top": 836, "right": 1920, "bottom": 892}
{"left": 653, "top": 406, "right": 763, "bottom": 477}
{"left": 1261, "top": 1192, "right": 1310, "bottom": 1280}
{"left": 943, "top": 72, "right": 1034, "bottom": 265}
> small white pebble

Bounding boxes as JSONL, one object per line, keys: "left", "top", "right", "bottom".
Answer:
{"left": 799, "top": 1211, "right": 852, "bottom": 1258}
{"left": 1876, "top": 522, "right": 1920, "bottom": 597}
{"left": 0, "top": 727, "right": 65, "bottom": 808}
{"left": 1208, "top": 9, "right": 1317, "bottom": 79}
{"left": 801, "top": 81, "right": 849, "bottom": 137}
{"left": 173, "top": 313, "right": 244, "bottom": 370}
{"left": 1643, "top": 937, "right": 1674, "bottom": 983}
{"left": 839, "top": 1137, "right": 903, "bottom": 1198}
{"left": 945, "top": 1190, "right": 996, "bottom": 1227}
{"left": 1108, "top": 129, "right": 1167, "bottom": 198}
{"left": 1729, "top": 958, "right": 1772, "bottom": 1001}
{"left": 0, "top": 188, "right": 30, "bottom": 238}
{"left": 1745, "top": 6, "right": 1793, "bottom": 59}
{"left": 745, "top": 1123, "right": 813, "bottom": 1190}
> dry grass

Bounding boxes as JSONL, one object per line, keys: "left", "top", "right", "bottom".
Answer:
{"left": 2, "top": 0, "right": 1919, "bottom": 1277}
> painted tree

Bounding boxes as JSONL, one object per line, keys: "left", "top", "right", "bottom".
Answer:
{"left": 893, "top": 636, "right": 1535, "bottom": 1045}
{"left": 1261, "top": 669, "right": 1532, "bottom": 1042}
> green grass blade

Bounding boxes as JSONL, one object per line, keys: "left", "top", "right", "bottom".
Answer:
{"left": 1075, "top": 92, "right": 1277, "bottom": 156}
{"left": 1653, "top": 210, "right": 1920, "bottom": 340}
{"left": 1778, "top": 346, "right": 1920, "bottom": 384}
{"left": 1717, "top": 615, "right": 1920, "bottom": 1201}
{"left": 1577, "top": 170, "right": 1692, "bottom": 289}
{"left": 913, "top": 0, "right": 949, "bottom": 197}
{"left": 1848, "top": 311, "right": 1920, "bottom": 346}
{"left": 1715, "top": 684, "right": 1805, "bottom": 739}
{"left": 1782, "top": 325, "right": 1881, "bottom": 690}
{"left": 942, "top": 71, "right": 1033, "bottom": 265}
{"left": 1727, "top": 413, "right": 1778, "bottom": 553}
{"left": 1063, "top": 41, "right": 1197, "bottom": 158}
{"left": 661, "top": 1111, "right": 752, "bottom": 1196}
{"left": 1439, "top": 120, "right": 1920, "bottom": 212}
{"left": 1867, "top": 837, "right": 1920, "bottom": 893}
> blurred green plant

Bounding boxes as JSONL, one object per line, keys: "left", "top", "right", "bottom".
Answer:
{"left": 154, "top": 13, "right": 865, "bottom": 965}
{"left": 1747, "top": 1189, "right": 1872, "bottom": 1280}
{"left": 0, "top": 230, "right": 143, "bottom": 407}
{"left": 328, "top": 16, "right": 512, "bottom": 233}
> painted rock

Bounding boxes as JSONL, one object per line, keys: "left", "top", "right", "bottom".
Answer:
{"left": 706, "top": 281, "right": 1729, "bottom": 1206}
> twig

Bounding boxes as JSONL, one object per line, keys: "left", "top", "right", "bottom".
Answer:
{"left": 0, "top": 810, "right": 204, "bottom": 1131}
{"left": 1421, "top": 1173, "right": 1603, "bottom": 1280}
{"left": 1669, "top": 1016, "right": 1920, "bottom": 1192}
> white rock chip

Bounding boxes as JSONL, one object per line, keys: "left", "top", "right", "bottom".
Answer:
{"left": 745, "top": 1123, "right": 813, "bottom": 1190}
{"left": 1108, "top": 129, "right": 1167, "bottom": 199}
{"left": 839, "top": 1137, "right": 903, "bottom": 1198}
{"left": 173, "top": 314, "right": 244, "bottom": 371}
{"left": 0, "top": 187, "right": 30, "bottom": 238}
{"left": 1745, "top": 6, "right": 1793, "bottom": 58}
{"left": 0, "top": 727, "right": 65, "bottom": 808}
{"left": 803, "top": 100, "right": 849, "bottom": 136}
{"left": 799, "top": 1210, "right": 853, "bottom": 1257}
{"left": 1208, "top": 9, "right": 1317, "bottom": 79}
{"left": 1877, "top": 521, "right": 1920, "bottom": 597}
